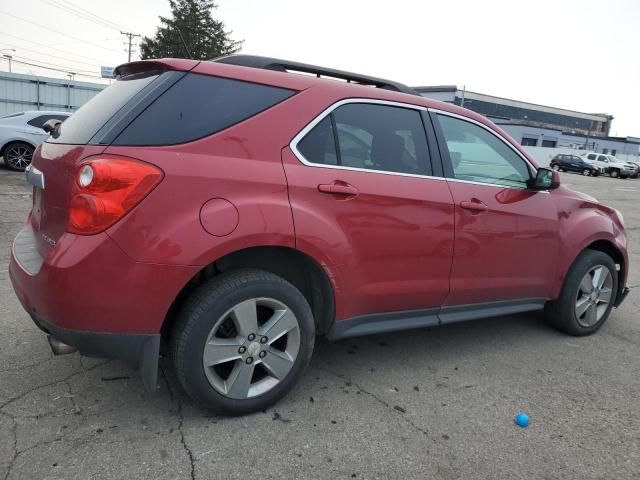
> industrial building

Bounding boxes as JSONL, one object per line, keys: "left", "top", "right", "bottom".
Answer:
{"left": 414, "top": 85, "right": 639, "bottom": 159}
{"left": 0, "top": 71, "right": 105, "bottom": 116}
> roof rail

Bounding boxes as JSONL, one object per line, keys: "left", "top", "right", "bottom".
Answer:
{"left": 213, "top": 54, "right": 420, "bottom": 96}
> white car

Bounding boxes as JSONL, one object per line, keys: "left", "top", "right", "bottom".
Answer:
{"left": 0, "top": 111, "right": 71, "bottom": 171}
{"left": 580, "top": 152, "right": 636, "bottom": 178}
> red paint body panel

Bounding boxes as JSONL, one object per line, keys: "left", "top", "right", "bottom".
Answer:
{"left": 444, "top": 183, "right": 560, "bottom": 305}
{"left": 282, "top": 148, "right": 455, "bottom": 320}
{"left": 9, "top": 223, "right": 198, "bottom": 333}
{"left": 9, "top": 57, "right": 629, "bottom": 347}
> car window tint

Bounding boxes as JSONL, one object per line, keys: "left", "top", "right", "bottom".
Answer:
{"left": 332, "top": 103, "right": 430, "bottom": 175}
{"left": 296, "top": 103, "right": 431, "bottom": 176}
{"left": 50, "top": 71, "right": 160, "bottom": 144}
{"left": 27, "top": 115, "right": 52, "bottom": 128}
{"left": 114, "top": 73, "right": 295, "bottom": 146}
{"left": 296, "top": 116, "right": 338, "bottom": 165}
{"left": 587, "top": 154, "right": 596, "bottom": 160}
{"left": 437, "top": 114, "right": 531, "bottom": 188}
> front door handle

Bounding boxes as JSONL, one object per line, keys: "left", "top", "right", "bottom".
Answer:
{"left": 317, "top": 182, "right": 359, "bottom": 196}
{"left": 460, "top": 199, "right": 488, "bottom": 212}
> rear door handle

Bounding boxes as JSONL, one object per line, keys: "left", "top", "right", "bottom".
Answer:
{"left": 460, "top": 199, "right": 488, "bottom": 212}
{"left": 317, "top": 182, "right": 359, "bottom": 196}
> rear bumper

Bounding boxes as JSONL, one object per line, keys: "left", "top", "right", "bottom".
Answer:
{"left": 9, "top": 222, "right": 199, "bottom": 389}
{"left": 30, "top": 314, "right": 160, "bottom": 390}
{"left": 9, "top": 223, "right": 198, "bottom": 333}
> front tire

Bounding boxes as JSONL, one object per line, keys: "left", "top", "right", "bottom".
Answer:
{"left": 610, "top": 169, "right": 620, "bottom": 178}
{"left": 582, "top": 169, "right": 591, "bottom": 176}
{"left": 545, "top": 250, "right": 617, "bottom": 336}
{"left": 172, "top": 269, "right": 315, "bottom": 415}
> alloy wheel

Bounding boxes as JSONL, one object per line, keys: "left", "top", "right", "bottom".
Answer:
{"left": 582, "top": 169, "right": 590, "bottom": 176}
{"left": 5, "top": 144, "right": 33, "bottom": 170}
{"left": 202, "top": 297, "right": 300, "bottom": 399}
{"left": 575, "top": 265, "right": 613, "bottom": 327}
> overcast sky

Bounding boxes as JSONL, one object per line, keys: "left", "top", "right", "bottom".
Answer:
{"left": 0, "top": 0, "right": 638, "bottom": 136}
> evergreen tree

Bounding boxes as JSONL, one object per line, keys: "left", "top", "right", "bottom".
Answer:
{"left": 140, "top": 0, "right": 242, "bottom": 60}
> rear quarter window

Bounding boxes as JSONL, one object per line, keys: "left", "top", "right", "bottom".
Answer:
{"left": 113, "top": 74, "right": 296, "bottom": 146}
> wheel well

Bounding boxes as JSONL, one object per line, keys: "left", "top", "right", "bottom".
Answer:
{"left": 0, "top": 140, "right": 35, "bottom": 157}
{"left": 161, "top": 246, "right": 336, "bottom": 342}
{"left": 586, "top": 240, "right": 625, "bottom": 297}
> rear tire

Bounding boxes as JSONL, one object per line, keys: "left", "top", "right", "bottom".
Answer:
{"left": 545, "top": 250, "right": 617, "bottom": 336}
{"left": 171, "top": 269, "right": 315, "bottom": 415}
{"left": 552, "top": 164, "right": 560, "bottom": 171}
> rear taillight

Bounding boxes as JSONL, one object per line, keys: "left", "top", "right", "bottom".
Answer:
{"left": 67, "top": 156, "right": 163, "bottom": 235}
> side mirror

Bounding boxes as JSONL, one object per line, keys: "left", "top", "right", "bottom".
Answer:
{"left": 527, "top": 167, "right": 560, "bottom": 191}
{"left": 42, "top": 119, "right": 62, "bottom": 137}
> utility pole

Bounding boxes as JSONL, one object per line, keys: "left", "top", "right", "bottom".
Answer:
{"left": 459, "top": 85, "right": 466, "bottom": 108}
{"left": 584, "top": 120, "right": 593, "bottom": 150}
{"left": 120, "top": 31, "right": 141, "bottom": 62}
{"left": 1, "top": 49, "right": 15, "bottom": 72}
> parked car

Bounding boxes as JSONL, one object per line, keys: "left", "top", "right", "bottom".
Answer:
{"left": 625, "top": 161, "right": 639, "bottom": 178}
{"left": 581, "top": 152, "right": 636, "bottom": 178}
{"left": 9, "top": 56, "right": 629, "bottom": 415}
{"left": 550, "top": 154, "right": 600, "bottom": 176}
{"left": 0, "top": 111, "right": 71, "bottom": 171}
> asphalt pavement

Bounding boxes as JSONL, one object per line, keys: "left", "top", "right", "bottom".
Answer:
{"left": 1, "top": 165, "right": 638, "bottom": 479}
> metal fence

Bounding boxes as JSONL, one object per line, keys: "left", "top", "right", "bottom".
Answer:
{"left": 0, "top": 71, "right": 105, "bottom": 115}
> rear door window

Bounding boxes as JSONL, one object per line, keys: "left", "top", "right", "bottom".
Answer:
{"left": 296, "top": 103, "right": 431, "bottom": 176}
{"left": 27, "top": 115, "right": 54, "bottom": 129}
{"left": 113, "top": 74, "right": 295, "bottom": 146}
{"left": 297, "top": 116, "right": 338, "bottom": 166}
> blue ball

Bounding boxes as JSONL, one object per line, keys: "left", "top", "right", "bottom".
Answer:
{"left": 515, "top": 412, "right": 530, "bottom": 428}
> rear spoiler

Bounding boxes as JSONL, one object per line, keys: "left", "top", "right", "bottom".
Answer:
{"left": 114, "top": 59, "right": 201, "bottom": 78}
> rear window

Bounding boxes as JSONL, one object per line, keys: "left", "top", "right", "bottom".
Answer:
{"left": 113, "top": 74, "right": 296, "bottom": 146}
{"left": 27, "top": 114, "right": 69, "bottom": 129}
{"left": 49, "top": 71, "right": 160, "bottom": 145}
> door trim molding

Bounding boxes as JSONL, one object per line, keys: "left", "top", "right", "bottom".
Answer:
{"left": 327, "top": 298, "right": 547, "bottom": 340}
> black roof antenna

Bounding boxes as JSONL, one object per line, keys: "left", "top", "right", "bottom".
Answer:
{"left": 176, "top": 29, "right": 192, "bottom": 59}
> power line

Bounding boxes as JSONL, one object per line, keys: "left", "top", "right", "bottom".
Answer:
{"left": 4, "top": 56, "right": 105, "bottom": 80}
{"left": 0, "top": 32, "right": 110, "bottom": 64}
{"left": 57, "top": 0, "right": 134, "bottom": 32}
{"left": 0, "top": 10, "right": 122, "bottom": 54}
{"left": 9, "top": 54, "right": 100, "bottom": 76}
{"left": 1, "top": 43, "right": 102, "bottom": 69}
{"left": 37, "top": 0, "right": 136, "bottom": 33}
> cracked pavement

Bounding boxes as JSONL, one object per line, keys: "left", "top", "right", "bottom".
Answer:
{"left": 1, "top": 165, "right": 639, "bottom": 479}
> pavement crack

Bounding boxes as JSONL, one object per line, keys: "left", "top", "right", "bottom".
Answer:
{"left": 160, "top": 366, "right": 196, "bottom": 480}
{"left": 1, "top": 411, "right": 17, "bottom": 480}
{"left": 65, "top": 381, "right": 82, "bottom": 416}
{"left": 315, "top": 365, "right": 433, "bottom": 441}
{"left": 0, "top": 360, "right": 109, "bottom": 412}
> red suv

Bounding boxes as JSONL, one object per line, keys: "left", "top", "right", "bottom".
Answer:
{"left": 10, "top": 56, "right": 629, "bottom": 414}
